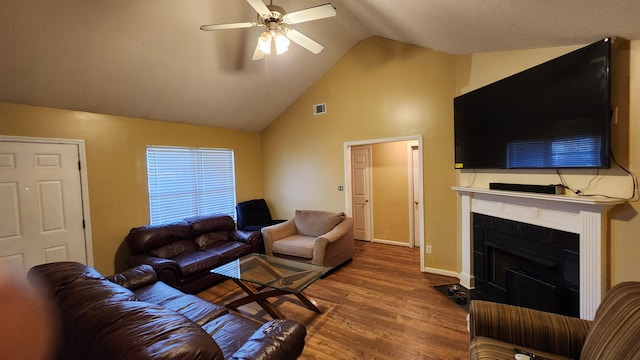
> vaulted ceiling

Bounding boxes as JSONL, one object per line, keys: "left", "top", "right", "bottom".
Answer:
{"left": 1, "top": 0, "right": 639, "bottom": 131}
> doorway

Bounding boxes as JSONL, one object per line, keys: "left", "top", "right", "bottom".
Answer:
{"left": 344, "top": 135, "right": 425, "bottom": 270}
{"left": 0, "top": 136, "right": 93, "bottom": 276}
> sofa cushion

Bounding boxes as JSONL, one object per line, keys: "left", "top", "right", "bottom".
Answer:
{"left": 173, "top": 251, "right": 223, "bottom": 277}
{"left": 294, "top": 210, "right": 345, "bottom": 237}
{"left": 84, "top": 300, "right": 224, "bottom": 360}
{"left": 186, "top": 215, "right": 235, "bottom": 234}
{"left": 126, "top": 221, "right": 193, "bottom": 255}
{"left": 272, "top": 234, "right": 315, "bottom": 259}
{"left": 56, "top": 278, "right": 138, "bottom": 304}
{"left": 194, "top": 232, "right": 229, "bottom": 249}
{"left": 150, "top": 239, "right": 197, "bottom": 258}
{"left": 28, "top": 261, "right": 104, "bottom": 296}
{"left": 202, "top": 241, "right": 253, "bottom": 264}
{"left": 134, "top": 281, "right": 228, "bottom": 326}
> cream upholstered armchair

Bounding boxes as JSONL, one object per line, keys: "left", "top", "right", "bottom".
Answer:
{"left": 260, "top": 210, "right": 354, "bottom": 268}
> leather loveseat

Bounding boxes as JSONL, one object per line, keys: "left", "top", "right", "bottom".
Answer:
{"left": 126, "top": 214, "right": 261, "bottom": 293}
{"left": 28, "top": 261, "right": 306, "bottom": 360}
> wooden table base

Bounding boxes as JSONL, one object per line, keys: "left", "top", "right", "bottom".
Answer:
{"left": 226, "top": 278, "right": 322, "bottom": 319}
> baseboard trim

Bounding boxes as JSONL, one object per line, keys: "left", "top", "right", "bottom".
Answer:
{"left": 372, "top": 238, "right": 411, "bottom": 247}
{"left": 421, "top": 266, "right": 460, "bottom": 279}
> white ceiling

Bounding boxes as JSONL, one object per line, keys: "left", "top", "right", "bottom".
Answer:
{"left": 1, "top": 0, "right": 639, "bottom": 131}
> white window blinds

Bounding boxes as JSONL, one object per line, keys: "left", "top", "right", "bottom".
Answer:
{"left": 146, "top": 146, "right": 236, "bottom": 225}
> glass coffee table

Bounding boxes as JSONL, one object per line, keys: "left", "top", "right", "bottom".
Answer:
{"left": 210, "top": 253, "right": 331, "bottom": 319}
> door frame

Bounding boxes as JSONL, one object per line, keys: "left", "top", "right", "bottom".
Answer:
{"left": 343, "top": 135, "right": 425, "bottom": 270}
{"left": 0, "top": 135, "right": 94, "bottom": 267}
{"left": 407, "top": 141, "right": 420, "bottom": 248}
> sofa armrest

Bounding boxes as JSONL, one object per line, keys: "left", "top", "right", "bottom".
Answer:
{"left": 312, "top": 217, "right": 354, "bottom": 267}
{"left": 128, "top": 254, "right": 181, "bottom": 287}
{"left": 108, "top": 264, "right": 158, "bottom": 290}
{"left": 261, "top": 219, "right": 296, "bottom": 256}
{"left": 234, "top": 229, "right": 263, "bottom": 252}
{"left": 469, "top": 300, "right": 591, "bottom": 359}
{"left": 231, "top": 319, "right": 306, "bottom": 360}
{"left": 319, "top": 217, "right": 353, "bottom": 243}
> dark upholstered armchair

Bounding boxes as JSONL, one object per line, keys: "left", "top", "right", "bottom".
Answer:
{"left": 236, "top": 199, "right": 285, "bottom": 231}
{"left": 468, "top": 281, "right": 640, "bottom": 359}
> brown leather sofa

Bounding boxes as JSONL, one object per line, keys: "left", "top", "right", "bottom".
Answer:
{"left": 28, "top": 261, "right": 306, "bottom": 360}
{"left": 125, "top": 214, "right": 261, "bottom": 293}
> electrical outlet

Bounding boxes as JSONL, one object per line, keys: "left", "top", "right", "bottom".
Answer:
{"left": 426, "top": 245, "right": 432, "bottom": 254}
{"left": 338, "top": 185, "right": 344, "bottom": 191}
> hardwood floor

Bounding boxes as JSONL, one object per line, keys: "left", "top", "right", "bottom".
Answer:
{"left": 198, "top": 241, "right": 470, "bottom": 359}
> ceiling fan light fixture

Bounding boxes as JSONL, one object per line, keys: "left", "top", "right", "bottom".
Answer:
{"left": 274, "top": 32, "right": 290, "bottom": 55}
{"left": 258, "top": 31, "right": 272, "bottom": 54}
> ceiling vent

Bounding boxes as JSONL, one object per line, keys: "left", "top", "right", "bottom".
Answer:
{"left": 313, "top": 103, "right": 326, "bottom": 115}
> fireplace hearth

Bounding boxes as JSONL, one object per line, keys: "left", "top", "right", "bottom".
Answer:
{"left": 473, "top": 213, "right": 579, "bottom": 316}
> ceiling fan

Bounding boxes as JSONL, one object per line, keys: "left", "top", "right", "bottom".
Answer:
{"left": 200, "top": 0, "right": 336, "bottom": 60}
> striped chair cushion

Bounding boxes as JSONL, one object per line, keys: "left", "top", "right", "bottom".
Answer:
{"left": 469, "top": 300, "right": 591, "bottom": 359}
{"left": 470, "top": 336, "right": 572, "bottom": 360}
{"left": 580, "top": 282, "right": 640, "bottom": 360}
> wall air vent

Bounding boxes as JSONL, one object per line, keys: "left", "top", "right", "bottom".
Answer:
{"left": 313, "top": 103, "right": 326, "bottom": 115}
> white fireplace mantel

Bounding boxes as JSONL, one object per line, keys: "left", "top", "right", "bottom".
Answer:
{"left": 452, "top": 186, "right": 625, "bottom": 320}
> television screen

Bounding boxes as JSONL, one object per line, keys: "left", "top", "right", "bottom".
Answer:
{"left": 454, "top": 38, "right": 611, "bottom": 169}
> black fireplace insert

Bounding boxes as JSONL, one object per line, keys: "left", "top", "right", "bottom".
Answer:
{"left": 472, "top": 213, "right": 579, "bottom": 317}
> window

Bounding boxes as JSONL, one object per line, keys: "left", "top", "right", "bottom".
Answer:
{"left": 146, "top": 146, "right": 236, "bottom": 224}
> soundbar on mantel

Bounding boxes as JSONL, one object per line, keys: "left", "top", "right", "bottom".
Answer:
{"left": 489, "top": 183, "right": 565, "bottom": 195}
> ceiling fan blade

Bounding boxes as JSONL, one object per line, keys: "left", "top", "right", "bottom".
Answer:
{"left": 284, "top": 28, "right": 324, "bottom": 54}
{"left": 200, "top": 22, "right": 258, "bottom": 31}
{"left": 283, "top": 3, "right": 336, "bottom": 24}
{"left": 246, "top": 0, "right": 271, "bottom": 17}
{"left": 252, "top": 42, "right": 266, "bottom": 61}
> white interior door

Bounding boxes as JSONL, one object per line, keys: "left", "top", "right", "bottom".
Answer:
{"left": 0, "top": 141, "right": 87, "bottom": 276}
{"left": 351, "top": 146, "right": 371, "bottom": 241}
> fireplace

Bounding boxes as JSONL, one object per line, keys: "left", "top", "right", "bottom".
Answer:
{"left": 473, "top": 213, "right": 580, "bottom": 316}
{"left": 453, "top": 186, "right": 623, "bottom": 320}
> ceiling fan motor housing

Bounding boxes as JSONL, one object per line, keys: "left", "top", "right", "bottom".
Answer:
{"left": 260, "top": 5, "right": 286, "bottom": 25}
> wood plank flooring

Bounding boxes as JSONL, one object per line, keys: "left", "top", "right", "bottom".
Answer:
{"left": 198, "top": 241, "right": 470, "bottom": 360}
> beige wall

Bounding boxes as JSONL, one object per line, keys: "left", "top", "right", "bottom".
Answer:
{"left": 371, "top": 141, "right": 410, "bottom": 244}
{"left": 454, "top": 39, "right": 640, "bottom": 285}
{"left": 0, "top": 102, "right": 263, "bottom": 275}
{"left": 262, "top": 37, "right": 459, "bottom": 271}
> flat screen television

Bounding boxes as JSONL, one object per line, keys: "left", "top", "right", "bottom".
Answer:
{"left": 454, "top": 38, "right": 612, "bottom": 169}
